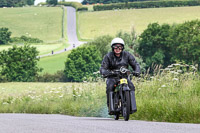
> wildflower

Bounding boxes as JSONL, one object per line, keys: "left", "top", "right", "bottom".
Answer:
{"left": 174, "top": 64, "right": 180, "bottom": 66}
{"left": 161, "top": 85, "right": 166, "bottom": 88}
{"left": 165, "top": 68, "right": 170, "bottom": 71}
{"left": 168, "top": 65, "right": 173, "bottom": 68}
{"left": 54, "top": 91, "right": 60, "bottom": 94}
{"left": 177, "top": 70, "right": 182, "bottom": 73}
{"left": 173, "top": 78, "right": 178, "bottom": 81}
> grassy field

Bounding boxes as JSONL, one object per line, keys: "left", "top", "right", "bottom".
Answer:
{"left": 0, "top": 43, "right": 69, "bottom": 55}
{"left": 38, "top": 50, "right": 70, "bottom": 74}
{"left": 0, "top": 7, "right": 63, "bottom": 42}
{"left": 0, "top": 70, "right": 199, "bottom": 123}
{"left": 78, "top": 6, "right": 200, "bottom": 39}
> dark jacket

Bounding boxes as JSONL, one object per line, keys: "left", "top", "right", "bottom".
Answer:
{"left": 100, "top": 51, "right": 140, "bottom": 77}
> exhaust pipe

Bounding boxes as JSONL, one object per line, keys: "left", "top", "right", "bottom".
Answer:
{"left": 130, "top": 90, "right": 137, "bottom": 113}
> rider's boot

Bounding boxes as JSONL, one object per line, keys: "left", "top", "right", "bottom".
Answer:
{"left": 109, "top": 91, "right": 114, "bottom": 115}
{"left": 106, "top": 92, "right": 109, "bottom": 108}
{"left": 130, "top": 90, "right": 137, "bottom": 114}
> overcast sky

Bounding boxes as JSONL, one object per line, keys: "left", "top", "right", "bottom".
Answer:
{"left": 35, "top": 0, "right": 83, "bottom": 5}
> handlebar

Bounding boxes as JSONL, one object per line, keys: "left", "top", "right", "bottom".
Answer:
{"left": 112, "top": 67, "right": 140, "bottom": 77}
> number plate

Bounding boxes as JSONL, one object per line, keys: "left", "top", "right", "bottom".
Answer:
{"left": 120, "top": 79, "right": 128, "bottom": 84}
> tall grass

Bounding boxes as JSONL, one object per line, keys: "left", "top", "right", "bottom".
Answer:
{"left": 132, "top": 68, "right": 200, "bottom": 123}
{"left": 0, "top": 82, "right": 106, "bottom": 117}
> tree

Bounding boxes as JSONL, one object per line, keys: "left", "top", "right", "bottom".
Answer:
{"left": 0, "top": 0, "right": 7, "bottom": 7}
{"left": 87, "top": 35, "right": 113, "bottom": 58}
{"left": 0, "top": 27, "right": 12, "bottom": 45}
{"left": 0, "top": 0, "right": 35, "bottom": 7}
{"left": 138, "top": 23, "right": 171, "bottom": 68}
{"left": 64, "top": 46, "right": 101, "bottom": 82}
{"left": 169, "top": 20, "right": 200, "bottom": 69}
{"left": 46, "top": 0, "right": 58, "bottom": 5}
{"left": 0, "top": 45, "right": 42, "bottom": 82}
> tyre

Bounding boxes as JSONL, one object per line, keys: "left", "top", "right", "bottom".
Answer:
{"left": 122, "top": 91, "right": 130, "bottom": 121}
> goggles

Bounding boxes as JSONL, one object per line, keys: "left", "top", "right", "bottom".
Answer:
{"left": 113, "top": 45, "right": 123, "bottom": 50}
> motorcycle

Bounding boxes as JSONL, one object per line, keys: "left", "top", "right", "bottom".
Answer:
{"left": 109, "top": 67, "right": 137, "bottom": 121}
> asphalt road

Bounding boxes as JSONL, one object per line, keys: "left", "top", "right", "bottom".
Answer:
{"left": 39, "top": 7, "right": 84, "bottom": 58}
{"left": 0, "top": 114, "right": 199, "bottom": 133}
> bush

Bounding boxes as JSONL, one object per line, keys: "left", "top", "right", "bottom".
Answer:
{"left": 46, "top": 0, "right": 58, "bottom": 5}
{"left": 58, "top": 1, "right": 87, "bottom": 11}
{"left": 64, "top": 46, "right": 102, "bottom": 82}
{"left": 0, "top": 45, "right": 42, "bottom": 82}
{"left": 77, "top": 7, "right": 88, "bottom": 11}
{"left": 37, "top": 70, "right": 68, "bottom": 82}
{"left": 0, "top": 27, "right": 12, "bottom": 45}
{"left": 93, "top": 0, "right": 200, "bottom": 11}
{"left": 11, "top": 36, "right": 43, "bottom": 44}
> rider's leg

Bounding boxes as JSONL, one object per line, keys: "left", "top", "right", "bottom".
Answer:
{"left": 106, "top": 78, "right": 116, "bottom": 107}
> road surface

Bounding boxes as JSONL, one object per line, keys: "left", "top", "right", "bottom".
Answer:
{"left": 39, "top": 7, "right": 84, "bottom": 58}
{"left": 0, "top": 114, "right": 199, "bottom": 133}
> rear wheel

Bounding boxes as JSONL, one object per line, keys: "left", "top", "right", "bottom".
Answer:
{"left": 122, "top": 91, "right": 130, "bottom": 121}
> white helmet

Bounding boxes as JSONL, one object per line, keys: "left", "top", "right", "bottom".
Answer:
{"left": 111, "top": 37, "right": 125, "bottom": 47}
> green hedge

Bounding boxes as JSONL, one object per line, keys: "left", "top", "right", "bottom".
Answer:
{"left": 58, "top": 2, "right": 88, "bottom": 11}
{"left": 93, "top": 0, "right": 200, "bottom": 11}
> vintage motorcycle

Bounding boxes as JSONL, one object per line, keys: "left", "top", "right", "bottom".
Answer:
{"left": 109, "top": 67, "right": 137, "bottom": 121}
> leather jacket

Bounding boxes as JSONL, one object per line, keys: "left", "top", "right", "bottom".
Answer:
{"left": 100, "top": 51, "right": 140, "bottom": 77}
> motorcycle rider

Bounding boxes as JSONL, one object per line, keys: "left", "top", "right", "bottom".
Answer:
{"left": 100, "top": 37, "right": 140, "bottom": 114}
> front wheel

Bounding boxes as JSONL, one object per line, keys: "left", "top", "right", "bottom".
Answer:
{"left": 122, "top": 91, "right": 130, "bottom": 121}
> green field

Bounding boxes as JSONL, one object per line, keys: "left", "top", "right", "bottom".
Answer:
{"left": 0, "top": 43, "right": 68, "bottom": 55}
{"left": 0, "top": 7, "right": 63, "bottom": 42}
{"left": 78, "top": 6, "right": 200, "bottom": 39}
{"left": 38, "top": 50, "right": 70, "bottom": 74}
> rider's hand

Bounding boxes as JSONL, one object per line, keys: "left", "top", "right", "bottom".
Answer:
{"left": 111, "top": 71, "right": 119, "bottom": 76}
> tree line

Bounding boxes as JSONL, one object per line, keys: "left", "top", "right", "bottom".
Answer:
{"left": 82, "top": 0, "right": 149, "bottom": 5}
{"left": 93, "top": 0, "right": 200, "bottom": 11}
{"left": 0, "top": 0, "right": 35, "bottom": 7}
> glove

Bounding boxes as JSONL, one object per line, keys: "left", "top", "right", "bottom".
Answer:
{"left": 133, "top": 72, "right": 140, "bottom": 77}
{"left": 110, "top": 71, "right": 120, "bottom": 76}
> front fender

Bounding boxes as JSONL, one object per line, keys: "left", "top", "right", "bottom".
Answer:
{"left": 123, "top": 85, "right": 130, "bottom": 91}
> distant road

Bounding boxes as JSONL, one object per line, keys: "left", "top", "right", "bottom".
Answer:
{"left": 39, "top": 7, "right": 84, "bottom": 58}
{"left": 0, "top": 114, "right": 200, "bottom": 133}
